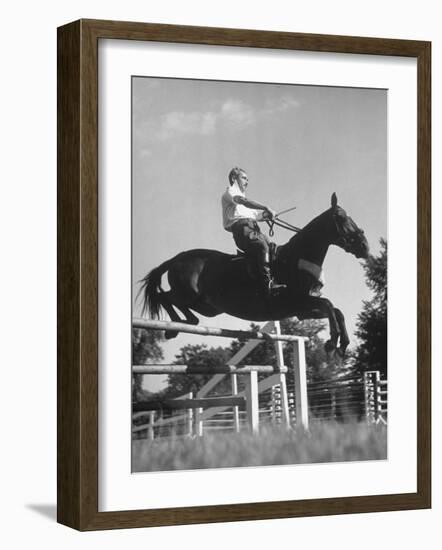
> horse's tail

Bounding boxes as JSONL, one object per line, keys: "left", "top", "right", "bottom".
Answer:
{"left": 137, "top": 259, "right": 173, "bottom": 318}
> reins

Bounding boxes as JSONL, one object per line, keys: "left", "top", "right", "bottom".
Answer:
{"left": 266, "top": 217, "right": 301, "bottom": 237}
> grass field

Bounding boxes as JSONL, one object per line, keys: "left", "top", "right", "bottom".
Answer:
{"left": 131, "top": 421, "right": 387, "bottom": 473}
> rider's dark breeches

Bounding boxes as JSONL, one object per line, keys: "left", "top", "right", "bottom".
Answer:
{"left": 231, "top": 219, "right": 272, "bottom": 287}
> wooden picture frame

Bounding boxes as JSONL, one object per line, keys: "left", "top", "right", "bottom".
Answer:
{"left": 57, "top": 19, "right": 431, "bottom": 531}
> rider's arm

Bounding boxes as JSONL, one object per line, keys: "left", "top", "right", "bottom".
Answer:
{"left": 233, "top": 195, "right": 275, "bottom": 219}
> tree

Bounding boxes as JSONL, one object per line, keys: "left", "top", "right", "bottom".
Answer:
{"left": 132, "top": 327, "right": 164, "bottom": 402}
{"left": 354, "top": 238, "right": 387, "bottom": 376}
{"left": 228, "top": 319, "right": 326, "bottom": 372}
{"left": 163, "top": 344, "right": 232, "bottom": 398}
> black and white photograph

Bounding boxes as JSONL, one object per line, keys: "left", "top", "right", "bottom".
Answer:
{"left": 2, "top": 0, "right": 434, "bottom": 541}
{"left": 131, "top": 76, "right": 388, "bottom": 473}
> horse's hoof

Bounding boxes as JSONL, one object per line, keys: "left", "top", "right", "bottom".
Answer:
{"left": 324, "top": 340, "right": 336, "bottom": 354}
{"left": 334, "top": 348, "right": 345, "bottom": 366}
{"left": 165, "top": 330, "right": 179, "bottom": 339}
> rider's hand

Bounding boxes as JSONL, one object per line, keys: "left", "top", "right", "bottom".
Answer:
{"left": 263, "top": 208, "right": 275, "bottom": 220}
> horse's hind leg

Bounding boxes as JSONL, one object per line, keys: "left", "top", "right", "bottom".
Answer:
{"left": 155, "top": 291, "right": 183, "bottom": 339}
{"left": 158, "top": 291, "right": 200, "bottom": 339}
{"left": 161, "top": 302, "right": 183, "bottom": 339}
{"left": 179, "top": 306, "right": 199, "bottom": 325}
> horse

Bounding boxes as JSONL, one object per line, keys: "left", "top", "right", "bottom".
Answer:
{"left": 138, "top": 193, "right": 369, "bottom": 356}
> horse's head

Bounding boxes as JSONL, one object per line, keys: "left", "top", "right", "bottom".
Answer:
{"left": 329, "top": 193, "right": 369, "bottom": 259}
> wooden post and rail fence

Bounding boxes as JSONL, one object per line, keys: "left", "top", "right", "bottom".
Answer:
{"left": 132, "top": 319, "right": 388, "bottom": 439}
{"left": 132, "top": 318, "right": 309, "bottom": 436}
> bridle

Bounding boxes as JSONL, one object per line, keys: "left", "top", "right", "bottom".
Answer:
{"left": 332, "top": 210, "right": 365, "bottom": 253}
{"left": 265, "top": 208, "right": 364, "bottom": 253}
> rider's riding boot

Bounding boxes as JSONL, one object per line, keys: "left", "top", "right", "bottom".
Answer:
{"left": 260, "top": 264, "right": 286, "bottom": 296}
{"left": 257, "top": 264, "right": 272, "bottom": 295}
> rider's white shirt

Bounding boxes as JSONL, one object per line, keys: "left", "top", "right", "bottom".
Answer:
{"left": 221, "top": 183, "right": 263, "bottom": 231}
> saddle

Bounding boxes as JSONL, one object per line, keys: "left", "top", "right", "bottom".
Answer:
{"left": 236, "top": 242, "right": 279, "bottom": 264}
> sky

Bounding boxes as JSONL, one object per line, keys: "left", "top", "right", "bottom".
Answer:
{"left": 132, "top": 76, "right": 387, "bottom": 391}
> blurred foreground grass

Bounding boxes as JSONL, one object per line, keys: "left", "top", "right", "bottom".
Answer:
{"left": 132, "top": 422, "right": 387, "bottom": 472}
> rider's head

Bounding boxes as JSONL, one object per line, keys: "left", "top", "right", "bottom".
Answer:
{"left": 228, "top": 167, "right": 248, "bottom": 192}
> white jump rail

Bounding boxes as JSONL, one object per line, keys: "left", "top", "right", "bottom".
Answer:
{"left": 133, "top": 364, "right": 288, "bottom": 375}
{"left": 133, "top": 319, "right": 307, "bottom": 343}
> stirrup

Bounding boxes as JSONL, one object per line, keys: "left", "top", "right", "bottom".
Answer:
{"left": 268, "top": 280, "right": 287, "bottom": 294}
{"left": 270, "top": 283, "right": 287, "bottom": 290}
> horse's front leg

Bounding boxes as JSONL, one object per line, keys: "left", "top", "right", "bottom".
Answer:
{"left": 334, "top": 307, "right": 349, "bottom": 356}
{"left": 297, "top": 296, "right": 341, "bottom": 355}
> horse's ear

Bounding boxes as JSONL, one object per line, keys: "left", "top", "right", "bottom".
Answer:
{"left": 331, "top": 192, "right": 338, "bottom": 208}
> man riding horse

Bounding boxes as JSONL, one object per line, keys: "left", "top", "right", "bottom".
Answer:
{"left": 222, "top": 167, "right": 286, "bottom": 295}
{"left": 139, "top": 186, "right": 369, "bottom": 355}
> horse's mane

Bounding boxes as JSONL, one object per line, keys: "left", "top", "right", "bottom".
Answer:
{"left": 283, "top": 207, "right": 333, "bottom": 251}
